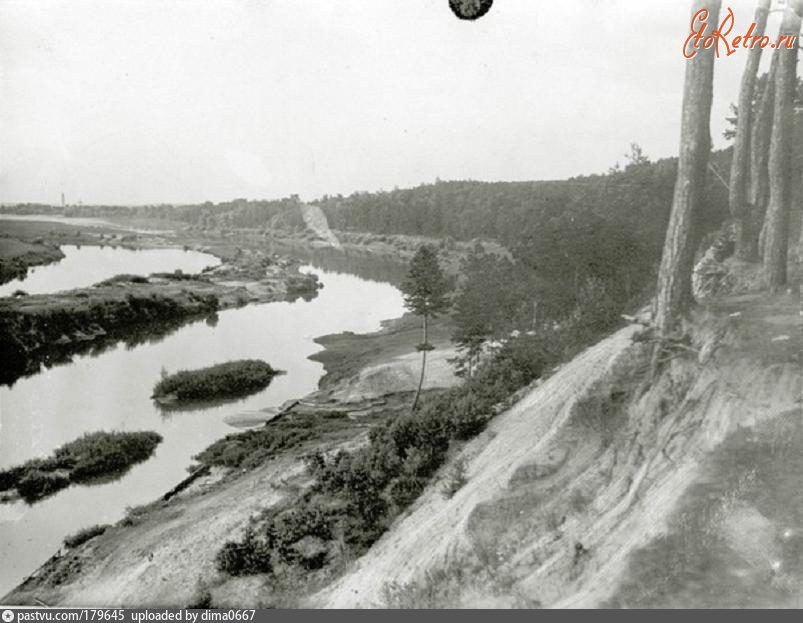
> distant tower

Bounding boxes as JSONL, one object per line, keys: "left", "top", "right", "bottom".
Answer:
{"left": 61, "top": 192, "right": 65, "bottom": 208}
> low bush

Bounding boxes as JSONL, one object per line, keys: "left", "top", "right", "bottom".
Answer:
{"left": 151, "top": 270, "right": 200, "bottom": 282}
{"left": 17, "top": 470, "right": 70, "bottom": 502}
{"left": 63, "top": 524, "right": 109, "bottom": 548}
{"left": 120, "top": 503, "right": 153, "bottom": 527}
{"left": 195, "top": 411, "right": 349, "bottom": 469}
{"left": 217, "top": 527, "right": 273, "bottom": 576}
{"left": 96, "top": 274, "right": 149, "bottom": 286}
{"left": 0, "top": 466, "right": 25, "bottom": 492}
{"left": 441, "top": 458, "right": 468, "bottom": 498}
{"left": 62, "top": 431, "right": 163, "bottom": 482}
{"left": 216, "top": 498, "right": 336, "bottom": 576}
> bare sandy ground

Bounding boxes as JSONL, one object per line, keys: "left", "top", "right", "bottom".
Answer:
{"left": 6, "top": 458, "right": 298, "bottom": 607}
{"left": 329, "top": 349, "right": 460, "bottom": 403}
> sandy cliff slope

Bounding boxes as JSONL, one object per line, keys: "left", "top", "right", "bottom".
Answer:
{"left": 313, "top": 291, "right": 801, "bottom": 608}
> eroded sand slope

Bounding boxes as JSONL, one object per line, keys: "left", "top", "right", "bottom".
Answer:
{"left": 314, "top": 293, "right": 801, "bottom": 608}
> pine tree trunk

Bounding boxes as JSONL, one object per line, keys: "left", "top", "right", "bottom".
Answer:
{"left": 731, "top": 0, "right": 771, "bottom": 260}
{"left": 652, "top": 0, "right": 720, "bottom": 335}
{"left": 751, "top": 53, "right": 779, "bottom": 260}
{"left": 411, "top": 314, "right": 428, "bottom": 411}
{"left": 761, "top": 8, "right": 800, "bottom": 291}
{"left": 798, "top": 173, "right": 803, "bottom": 265}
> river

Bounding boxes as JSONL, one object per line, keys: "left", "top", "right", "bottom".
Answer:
{"left": 0, "top": 243, "right": 405, "bottom": 596}
{"left": 0, "top": 245, "right": 220, "bottom": 297}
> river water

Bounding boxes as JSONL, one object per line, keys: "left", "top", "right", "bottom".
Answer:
{"left": 0, "top": 245, "right": 220, "bottom": 297}
{"left": 0, "top": 243, "right": 405, "bottom": 596}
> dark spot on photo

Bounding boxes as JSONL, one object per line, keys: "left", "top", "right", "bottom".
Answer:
{"left": 449, "top": 0, "right": 494, "bottom": 21}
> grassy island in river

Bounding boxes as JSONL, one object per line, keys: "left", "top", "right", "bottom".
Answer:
{"left": 0, "top": 431, "right": 163, "bottom": 503}
{"left": 152, "top": 359, "right": 282, "bottom": 406}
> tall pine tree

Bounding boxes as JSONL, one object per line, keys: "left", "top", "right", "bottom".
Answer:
{"left": 400, "top": 245, "right": 450, "bottom": 411}
{"left": 652, "top": 0, "right": 720, "bottom": 335}
{"left": 761, "top": 7, "right": 801, "bottom": 290}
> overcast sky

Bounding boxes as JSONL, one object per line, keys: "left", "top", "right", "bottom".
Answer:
{"left": 0, "top": 0, "right": 793, "bottom": 205}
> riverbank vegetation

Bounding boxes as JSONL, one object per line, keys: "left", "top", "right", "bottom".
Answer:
{"left": 63, "top": 524, "right": 110, "bottom": 549}
{"left": 152, "top": 360, "right": 281, "bottom": 406}
{"left": 194, "top": 410, "right": 353, "bottom": 470}
{"left": 0, "top": 432, "right": 162, "bottom": 503}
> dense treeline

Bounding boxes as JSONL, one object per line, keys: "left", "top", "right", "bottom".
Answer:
{"left": 316, "top": 153, "right": 731, "bottom": 246}
{"left": 58, "top": 197, "right": 307, "bottom": 231}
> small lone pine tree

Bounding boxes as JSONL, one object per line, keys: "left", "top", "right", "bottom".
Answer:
{"left": 400, "top": 245, "right": 450, "bottom": 411}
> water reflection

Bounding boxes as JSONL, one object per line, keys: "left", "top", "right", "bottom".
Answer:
{"left": 264, "top": 241, "right": 409, "bottom": 286}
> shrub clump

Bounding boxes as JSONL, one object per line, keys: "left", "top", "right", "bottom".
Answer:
{"left": 151, "top": 270, "right": 203, "bottom": 282}
{"left": 63, "top": 524, "right": 109, "bottom": 548}
{"left": 96, "top": 274, "right": 149, "bottom": 286}
{"left": 0, "top": 431, "right": 162, "bottom": 503}
{"left": 152, "top": 360, "right": 281, "bottom": 405}
{"left": 61, "top": 431, "right": 163, "bottom": 483}
{"left": 195, "top": 411, "right": 350, "bottom": 469}
{"left": 17, "top": 470, "right": 70, "bottom": 501}
{"left": 216, "top": 502, "right": 334, "bottom": 576}
{"left": 441, "top": 458, "right": 468, "bottom": 498}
